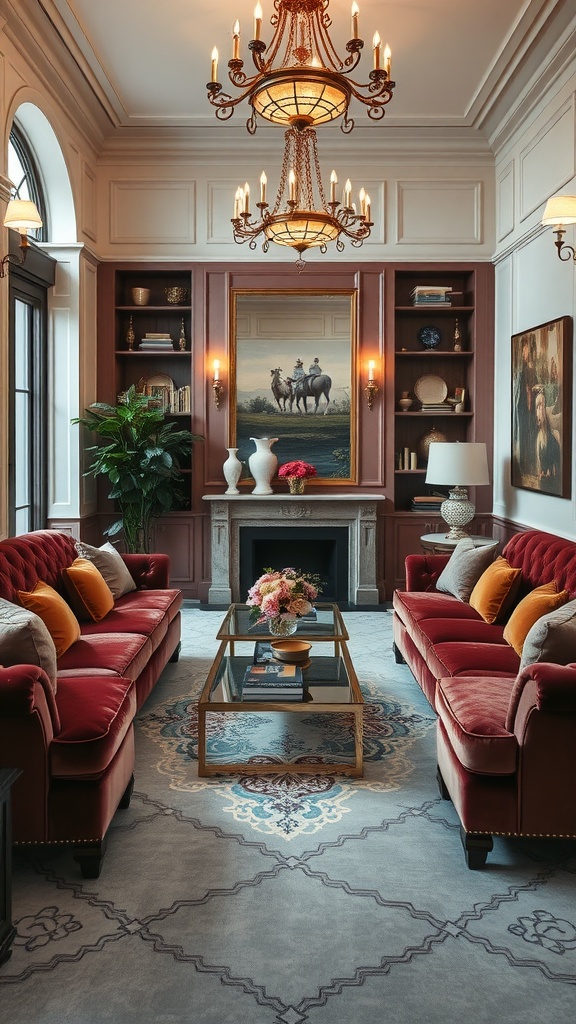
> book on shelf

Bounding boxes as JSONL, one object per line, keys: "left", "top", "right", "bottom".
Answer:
{"left": 412, "top": 494, "right": 445, "bottom": 504}
{"left": 420, "top": 403, "right": 453, "bottom": 412}
{"left": 253, "top": 641, "right": 276, "bottom": 664}
{"left": 139, "top": 343, "right": 175, "bottom": 351}
{"left": 144, "top": 333, "right": 172, "bottom": 339}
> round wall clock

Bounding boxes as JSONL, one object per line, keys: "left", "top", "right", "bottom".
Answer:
{"left": 418, "top": 325, "right": 442, "bottom": 349}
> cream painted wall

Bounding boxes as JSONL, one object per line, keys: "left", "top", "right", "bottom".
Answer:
{"left": 493, "top": 59, "right": 576, "bottom": 539}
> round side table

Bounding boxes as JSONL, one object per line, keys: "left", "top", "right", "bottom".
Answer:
{"left": 420, "top": 533, "right": 499, "bottom": 555}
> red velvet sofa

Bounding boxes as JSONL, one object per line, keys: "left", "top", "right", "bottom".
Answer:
{"left": 392, "top": 529, "right": 576, "bottom": 868}
{"left": 0, "top": 530, "right": 182, "bottom": 877}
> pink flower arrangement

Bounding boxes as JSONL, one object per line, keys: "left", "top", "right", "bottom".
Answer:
{"left": 278, "top": 461, "right": 317, "bottom": 480}
{"left": 246, "top": 567, "right": 322, "bottom": 625}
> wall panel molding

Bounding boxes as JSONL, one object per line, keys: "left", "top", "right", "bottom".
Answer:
{"left": 110, "top": 180, "right": 196, "bottom": 244}
{"left": 396, "top": 180, "right": 482, "bottom": 245}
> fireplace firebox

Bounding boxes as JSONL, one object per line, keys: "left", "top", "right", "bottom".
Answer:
{"left": 239, "top": 526, "right": 349, "bottom": 602}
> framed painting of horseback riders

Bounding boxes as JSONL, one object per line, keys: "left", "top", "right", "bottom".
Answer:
{"left": 230, "top": 291, "right": 358, "bottom": 484}
{"left": 511, "top": 315, "right": 572, "bottom": 498}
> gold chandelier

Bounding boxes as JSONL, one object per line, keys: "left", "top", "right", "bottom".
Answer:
{"left": 232, "top": 126, "right": 372, "bottom": 269}
{"left": 207, "top": 0, "right": 395, "bottom": 134}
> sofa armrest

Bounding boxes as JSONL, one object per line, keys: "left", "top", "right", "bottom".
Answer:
{"left": 506, "top": 662, "right": 576, "bottom": 732}
{"left": 405, "top": 553, "right": 450, "bottom": 592}
{"left": 122, "top": 552, "right": 170, "bottom": 589}
{"left": 0, "top": 664, "right": 60, "bottom": 841}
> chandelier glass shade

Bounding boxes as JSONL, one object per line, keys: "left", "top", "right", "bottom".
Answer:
{"left": 207, "top": 0, "right": 395, "bottom": 134}
{"left": 232, "top": 126, "right": 372, "bottom": 267}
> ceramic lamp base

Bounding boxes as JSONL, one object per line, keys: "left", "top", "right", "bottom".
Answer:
{"left": 440, "top": 487, "right": 475, "bottom": 540}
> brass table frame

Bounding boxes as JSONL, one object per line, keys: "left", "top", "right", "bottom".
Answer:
{"left": 197, "top": 604, "right": 363, "bottom": 778}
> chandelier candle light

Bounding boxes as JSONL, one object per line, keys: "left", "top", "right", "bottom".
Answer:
{"left": 232, "top": 125, "right": 372, "bottom": 267}
{"left": 207, "top": 1, "right": 395, "bottom": 135}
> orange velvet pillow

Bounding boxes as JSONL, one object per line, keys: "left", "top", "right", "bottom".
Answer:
{"left": 62, "top": 557, "right": 114, "bottom": 622}
{"left": 17, "top": 580, "right": 81, "bottom": 657}
{"left": 469, "top": 556, "right": 522, "bottom": 624}
{"left": 503, "top": 582, "right": 570, "bottom": 656}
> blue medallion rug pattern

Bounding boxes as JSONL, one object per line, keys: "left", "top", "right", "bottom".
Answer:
{"left": 2, "top": 608, "right": 576, "bottom": 1024}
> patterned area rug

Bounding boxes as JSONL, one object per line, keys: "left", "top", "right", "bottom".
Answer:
{"left": 2, "top": 608, "right": 576, "bottom": 1024}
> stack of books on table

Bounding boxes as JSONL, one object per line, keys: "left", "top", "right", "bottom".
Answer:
{"left": 410, "top": 286, "right": 456, "bottom": 307}
{"left": 242, "top": 663, "right": 304, "bottom": 702}
{"left": 139, "top": 333, "right": 174, "bottom": 351}
{"left": 411, "top": 494, "right": 446, "bottom": 512}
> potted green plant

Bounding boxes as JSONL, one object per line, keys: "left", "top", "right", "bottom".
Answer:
{"left": 73, "top": 385, "right": 203, "bottom": 553}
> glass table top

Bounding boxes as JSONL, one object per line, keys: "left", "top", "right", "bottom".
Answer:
{"left": 216, "top": 603, "right": 349, "bottom": 642}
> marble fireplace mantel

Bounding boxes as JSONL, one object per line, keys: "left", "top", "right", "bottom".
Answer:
{"left": 203, "top": 494, "right": 386, "bottom": 606}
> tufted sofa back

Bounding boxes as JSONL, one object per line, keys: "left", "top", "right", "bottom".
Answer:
{"left": 0, "top": 530, "right": 77, "bottom": 602}
{"left": 502, "top": 529, "right": 576, "bottom": 599}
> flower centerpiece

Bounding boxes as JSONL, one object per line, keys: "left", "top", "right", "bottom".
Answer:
{"left": 278, "top": 460, "right": 317, "bottom": 495}
{"left": 247, "top": 567, "right": 322, "bottom": 637}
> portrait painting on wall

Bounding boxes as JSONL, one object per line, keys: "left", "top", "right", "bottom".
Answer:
{"left": 230, "top": 292, "right": 357, "bottom": 484}
{"left": 511, "top": 316, "right": 572, "bottom": 498}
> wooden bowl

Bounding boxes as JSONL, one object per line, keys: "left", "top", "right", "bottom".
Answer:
{"left": 270, "top": 639, "right": 312, "bottom": 664}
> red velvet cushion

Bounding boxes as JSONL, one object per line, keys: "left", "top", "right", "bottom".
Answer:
{"left": 51, "top": 674, "right": 136, "bottom": 777}
{"left": 436, "top": 675, "right": 518, "bottom": 775}
{"left": 56, "top": 632, "right": 152, "bottom": 682}
{"left": 420, "top": 618, "right": 509, "bottom": 646}
{"left": 503, "top": 530, "right": 576, "bottom": 597}
{"left": 427, "top": 641, "right": 520, "bottom": 681}
{"left": 80, "top": 606, "right": 169, "bottom": 652}
{"left": 393, "top": 590, "right": 481, "bottom": 624}
{"left": 113, "top": 588, "right": 183, "bottom": 621}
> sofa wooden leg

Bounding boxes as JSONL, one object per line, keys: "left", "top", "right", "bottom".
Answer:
{"left": 460, "top": 826, "right": 493, "bottom": 869}
{"left": 169, "top": 641, "right": 181, "bottom": 663}
{"left": 73, "top": 838, "right": 108, "bottom": 879}
{"left": 436, "top": 766, "right": 451, "bottom": 800}
{"left": 119, "top": 773, "right": 134, "bottom": 809}
{"left": 393, "top": 642, "right": 406, "bottom": 665}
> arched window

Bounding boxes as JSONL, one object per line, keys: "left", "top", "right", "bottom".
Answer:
{"left": 7, "top": 126, "right": 52, "bottom": 534}
{"left": 8, "top": 125, "right": 47, "bottom": 241}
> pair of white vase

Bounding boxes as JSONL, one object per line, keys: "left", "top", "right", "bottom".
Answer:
{"left": 223, "top": 437, "right": 278, "bottom": 495}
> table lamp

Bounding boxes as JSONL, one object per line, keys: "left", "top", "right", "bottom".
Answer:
{"left": 425, "top": 441, "right": 490, "bottom": 540}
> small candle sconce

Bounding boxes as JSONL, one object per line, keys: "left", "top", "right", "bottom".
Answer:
{"left": 212, "top": 359, "right": 224, "bottom": 408}
{"left": 365, "top": 359, "right": 379, "bottom": 410}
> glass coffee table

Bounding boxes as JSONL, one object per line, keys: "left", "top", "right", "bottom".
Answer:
{"left": 197, "top": 604, "right": 363, "bottom": 778}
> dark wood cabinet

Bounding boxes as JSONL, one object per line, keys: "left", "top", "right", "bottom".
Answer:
{"left": 0, "top": 768, "right": 21, "bottom": 966}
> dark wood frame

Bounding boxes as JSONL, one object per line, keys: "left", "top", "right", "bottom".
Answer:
{"left": 511, "top": 315, "right": 572, "bottom": 498}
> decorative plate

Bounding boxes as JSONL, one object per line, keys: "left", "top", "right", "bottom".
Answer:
{"left": 418, "top": 325, "right": 442, "bottom": 349}
{"left": 414, "top": 374, "right": 448, "bottom": 404}
{"left": 136, "top": 373, "right": 175, "bottom": 394}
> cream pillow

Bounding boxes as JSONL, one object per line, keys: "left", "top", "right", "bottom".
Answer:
{"left": 519, "top": 598, "right": 576, "bottom": 671}
{"left": 75, "top": 540, "right": 136, "bottom": 599}
{"left": 0, "top": 596, "right": 58, "bottom": 692}
{"left": 436, "top": 537, "right": 497, "bottom": 602}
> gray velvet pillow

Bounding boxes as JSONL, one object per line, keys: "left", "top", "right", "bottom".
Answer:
{"left": 519, "top": 598, "right": 576, "bottom": 671}
{"left": 436, "top": 537, "right": 498, "bottom": 603}
{"left": 75, "top": 541, "right": 136, "bottom": 599}
{"left": 0, "top": 597, "right": 58, "bottom": 692}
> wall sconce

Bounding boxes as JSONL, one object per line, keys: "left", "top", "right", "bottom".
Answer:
{"left": 541, "top": 195, "right": 576, "bottom": 263}
{"left": 1, "top": 198, "right": 43, "bottom": 278}
{"left": 211, "top": 359, "right": 224, "bottom": 408}
{"left": 364, "top": 360, "right": 379, "bottom": 410}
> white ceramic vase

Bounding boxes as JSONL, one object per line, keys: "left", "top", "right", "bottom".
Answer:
{"left": 248, "top": 437, "right": 278, "bottom": 495}
{"left": 223, "top": 447, "right": 242, "bottom": 495}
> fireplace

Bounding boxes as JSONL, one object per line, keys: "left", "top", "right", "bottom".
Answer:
{"left": 239, "top": 526, "right": 349, "bottom": 602}
{"left": 203, "top": 494, "right": 385, "bottom": 606}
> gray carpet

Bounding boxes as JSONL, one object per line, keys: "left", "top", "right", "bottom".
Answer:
{"left": 2, "top": 607, "right": 576, "bottom": 1023}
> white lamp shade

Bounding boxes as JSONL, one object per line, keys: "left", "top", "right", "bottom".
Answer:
{"left": 425, "top": 442, "right": 490, "bottom": 487}
{"left": 541, "top": 195, "right": 576, "bottom": 226}
{"left": 3, "top": 198, "right": 43, "bottom": 232}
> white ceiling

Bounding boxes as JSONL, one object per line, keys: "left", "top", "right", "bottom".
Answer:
{"left": 40, "top": 0, "right": 562, "bottom": 137}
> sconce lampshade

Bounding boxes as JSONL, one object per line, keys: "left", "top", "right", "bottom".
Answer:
{"left": 541, "top": 196, "right": 576, "bottom": 226}
{"left": 3, "top": 198, "right": 43, "bottom": 232}
{"left": 425, "top": 441, "right": 490, "bottom": 540}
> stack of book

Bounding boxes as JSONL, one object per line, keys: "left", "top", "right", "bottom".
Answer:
{"left": 241, "top": 663, "right": 304, "bottom": 702}
{"left": 411, "top": 494, "right": 446, "bottom": 512}
{"left": 410, "top": 286, "right": 454, "bottom": 307}
{"left": 174, "top": 385, "right": 190, "bottom": 412}
{"left": 139, "top": 333, "right": 174, "bottom": 351}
